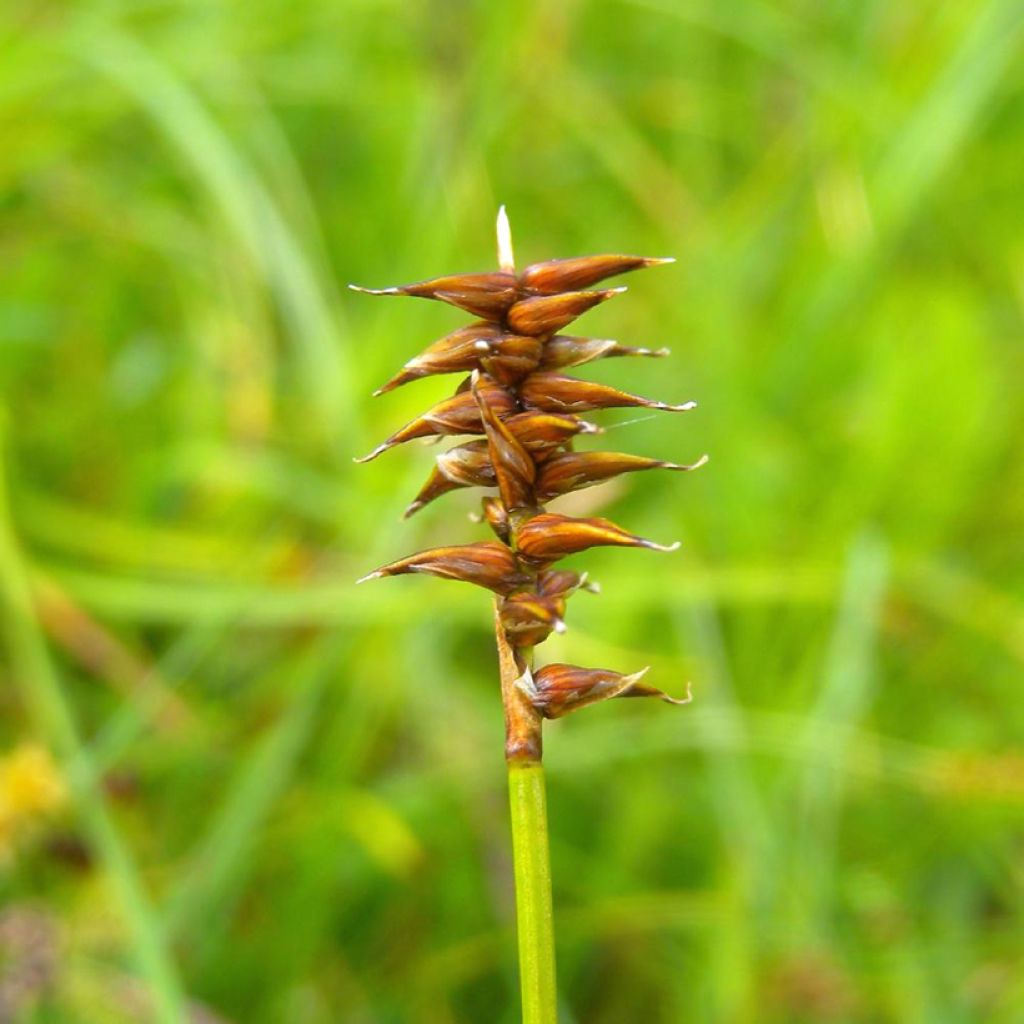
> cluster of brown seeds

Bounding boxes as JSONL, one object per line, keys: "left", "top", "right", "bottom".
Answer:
{"left": 354, "top": 210, "right": 704, "bottom": 723}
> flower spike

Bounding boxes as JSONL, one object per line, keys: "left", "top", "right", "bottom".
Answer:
{"left": 353, "top": 212, "right": 706, "bottom": 1021}
{"left": 353, "top": 210, "right": 701, "bottom": 739}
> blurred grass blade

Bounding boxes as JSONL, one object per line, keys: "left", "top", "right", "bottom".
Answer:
{"left": 671, "top": 592, "right": 772, "bottom": 1020}
{"left": 785, "top": 533, "right": 889, "bottom": 939}
{"left": 71, "top": 27, "right": 359, "bottom": 453}
{"left": 774, "top": 0, "right": 1024, "bottom": 392}
{"left": 0, "top": 419, "right": 189, "bottom": 1024}
{"left": 161, "top": 637, "right": 336, "bottom": 948}
{"left": 88, "top": 617, "right": 234, "bottom": 774}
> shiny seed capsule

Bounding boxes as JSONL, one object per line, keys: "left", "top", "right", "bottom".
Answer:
{"left": 473, "top": 373, "right": 536, "bottom": 510}
{"left": 540, "top": 335, "right": 669, "bottom": 371}
{"left": 355, "top": 382, "right": 515, "bottom": 462}
{"left": 481, "top": 496, "right": 510, "bottom": 542}
{"left": 520, "top": 255, "right": 674, "bottom": 294}
{"left": 479, "top": 334, "right": 544, "bottom": 385}
{"left": 515, "top": 512, "right": 680, "bottom": 563}
{"left": 500, "top": 592, "right": 567, "bottom": 647}
{"left": 536, "top": 451, "right": 708, "bottom": 500}
{"left": 506, "top": 288, "right": 625, "bottom": 335}
{"left": 503, "top": 411, "right": 601, "bottom": 451}
{"left": 357, "top": 541, "right": 530, "bottom": 594}
{"left": 404, "top": 441, "right": 496, "bottom": 518}
{"left": 520, "top": 373, "right": 696, "bottom": 415}
{"left": 374, "top": 322, "right": 504, "bottom": 395}
{"left": 537, "top": 568, "right": 593, "bottom": 598}
{"left": 350, "top": 271, "right": 518, "bottom": 319}
{"left": 522, "top": 663, "right": 690, "bottom": 718}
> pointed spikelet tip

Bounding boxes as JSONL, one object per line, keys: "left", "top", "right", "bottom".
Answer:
{"left": 622, "top": 666, "right": 652, "bottom": 687}
{"left": 642, "top": 538, "right": 681, "bottom": 553}
{"left": 353, "top": 444, "right": 388, "bottom": 464}
{"left": 661, "top": 681, "right": 694, "bottom": 706}
{"left": 667, "top": 454, "right": 709, "bottom": 472}
{"left": 496, "top": 205, "right": 515, "bottom": 273}
{"left": 348, "top": 284, "right": 399, "bottom": 295}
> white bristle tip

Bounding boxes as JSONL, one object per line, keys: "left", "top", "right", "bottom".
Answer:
{"left": 497, "top": 206, "right": 515, "bottom": 272}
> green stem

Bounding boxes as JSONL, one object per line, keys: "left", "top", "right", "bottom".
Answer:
{"left": 508, "top": 761, "right": 557, "bottom": 1024}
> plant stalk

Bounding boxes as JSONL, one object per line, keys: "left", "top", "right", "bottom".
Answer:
{"left": 508, "top": 762, "right": 557, "bottom": 1023}
{"left": 496, "top": 602, "right": 557, "bottom": 1023}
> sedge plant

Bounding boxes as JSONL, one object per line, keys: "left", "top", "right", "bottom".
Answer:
{"left": 352, "top": 209, "right": 704, "bottom": 1022}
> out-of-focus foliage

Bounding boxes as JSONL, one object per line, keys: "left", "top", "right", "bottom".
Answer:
{"left": 1, "top": 1, "right": 1022, "bottom": 1021}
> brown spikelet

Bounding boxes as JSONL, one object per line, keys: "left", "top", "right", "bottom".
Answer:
{"left": 355, "top": 380, "right": 515, "bottom": 462}
{"left": 480, "top": 496, "right": 511, "bottom": 542}
{"left": 500, "top": 592, "right": 567, "bottom": 647}
{"left": 479, "top": 334, "right": 544, "bottom": 385}
{"left": 521, "top": 255, "right": 675, "bottom": 293}
{"left": 515, "top": 512, "right": 680, "bottom": 564}
{"left": 403, "top": 466, "right": 462, "bottom": 519}
{"left": 540, "top": 335, "right": 670, "bottom": 371}
{"left": 473, "top": 372, "right": 536, "bottom": 510}
{"left": 350, "top": 271, "right": 517, "bottom": 319}
{"left": 520, "top": 373, "right": 696, "bottom": 414}
{"left": 504, "top": 411, "right": 601, "bottom": 451}
{"left": 536, "top": 450, "right": 708, "bottom": 500}
{"left": 374, "top": 322, "right": 503, "bottom": 395}
{"left": 357, "top": 541, "right": 530, "bottom": 594}
{"left": 404, "top": 440, "right": 496, "bottom": 518}
{"left": 523, "top": 664, "right": 691, "bottom": 718}
{"left": 507, "top": 288, "right": 625, "bottom": 335}
{"left": 537, "top": 568, "right": 594, "bottom": 598}
{"left": 353, "top": 208, "right": 702, "bottom": 734}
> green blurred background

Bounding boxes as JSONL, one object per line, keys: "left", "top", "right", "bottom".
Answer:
{"left": 1, "top": 1, "right": 1023, "bottom": 1021}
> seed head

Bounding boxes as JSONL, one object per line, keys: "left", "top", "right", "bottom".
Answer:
{"left": 353, "top": 210, "right": 705, "bottom": 720}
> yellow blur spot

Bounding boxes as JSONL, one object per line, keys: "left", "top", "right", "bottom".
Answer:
{"left": 341, "top": 789, "right": 422, "bottom": 879}
{"left": 0, "top": 743, "right": 66, "bottom": 860}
